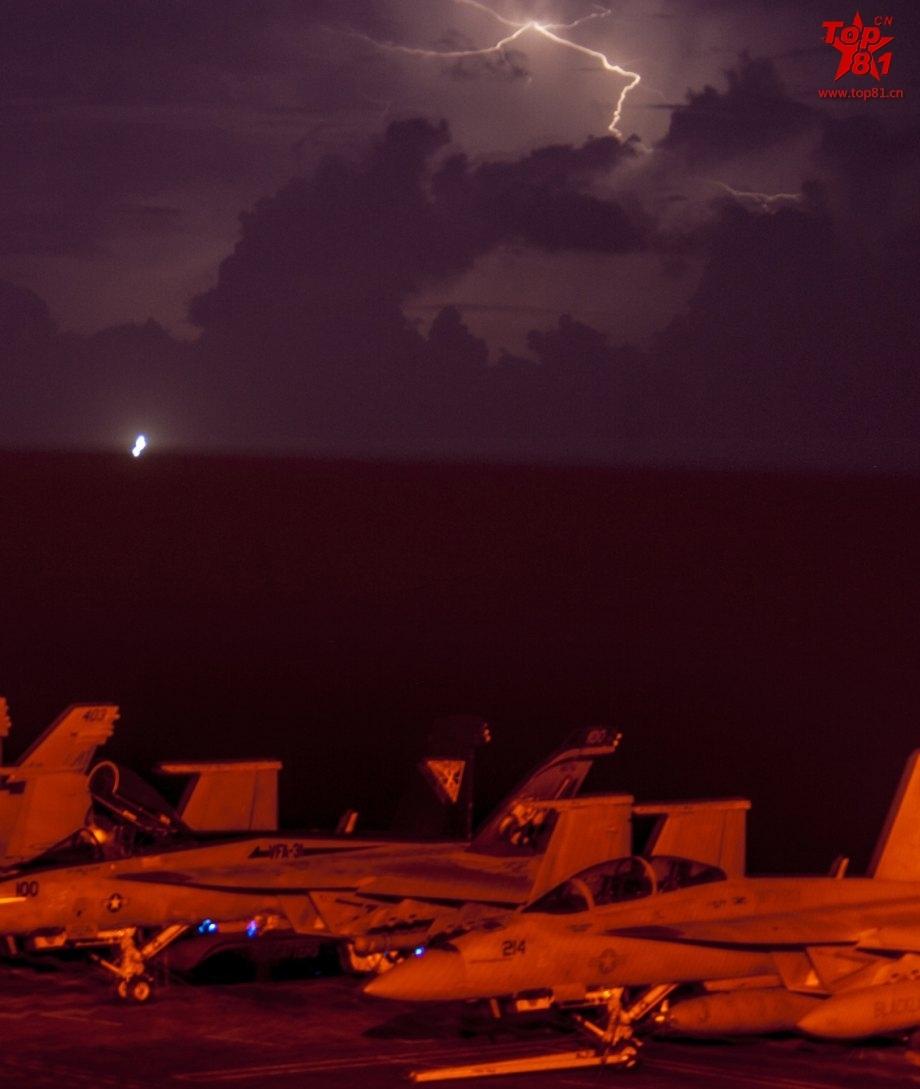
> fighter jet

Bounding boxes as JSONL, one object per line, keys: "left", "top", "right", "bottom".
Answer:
{"left": 0, "top": 701, "right": 119, "bottom": 868}
{"left": 0, "top": 726, "right": 626, "bottom": 1001}
{"left": 366, "top": 750, "right": 920, "bottom": 1080}
{"left": 86, "top": 713, "right": 493, "bottom": 850}
{"left": 0, "top": 713, "right": 493, "bottom": 978}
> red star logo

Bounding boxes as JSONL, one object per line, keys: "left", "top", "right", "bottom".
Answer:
{"left": 828, "top": 12, "right": 894, "bottom": 80}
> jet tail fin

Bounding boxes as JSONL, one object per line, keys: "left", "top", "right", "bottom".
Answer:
{"left": 634, "top": 798, "right": 750, "bottom": 877}
{"left": 389, "top": 715, "right": 492, "bottom": 840}
{"left": 470, "top": 726, "right": 621, "bottom": 853}
{"left": 870, "top": 750, "right": 920, "bottom": 881}
{"left": 156, "top": 760, "right": 282, "bottom": 832}
{"left": 0, "top": 704, "right": 118, "bottom": 865}
{"left": 525, "top": 795, "right": 634, "bottom": 903}
{"left": 17, "top": 704, "right": 118, "bottom": 773}
{"left": 0, "top": 698, "right": 11, "bottom": 763}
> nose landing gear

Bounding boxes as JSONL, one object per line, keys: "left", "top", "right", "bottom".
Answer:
{"left": 93, "top": 924, "right": 190, "bottom": 1003}
{"left": 409, "top": 983, "right": 677, "bottom": 1081}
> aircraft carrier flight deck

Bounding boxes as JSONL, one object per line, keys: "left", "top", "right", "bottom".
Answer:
{"left": 1, "top": 956, "right": 916, "bottom": 1089}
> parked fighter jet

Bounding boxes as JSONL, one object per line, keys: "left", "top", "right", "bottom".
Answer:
{"left": 0, "top": 726, "right": 625, "bottom": 1001}
{"left": 367, "top": 751, "right": 920, "bottom": 1080}
{"left": 87, "top": 713, "right": 492, "bottom": 850}
{"left": 0, "top": 701, "right": 119, "bottom": 868}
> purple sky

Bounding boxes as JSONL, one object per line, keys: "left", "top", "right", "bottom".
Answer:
{"left": 1, "top": 1, "right": 917, "bottom": 464}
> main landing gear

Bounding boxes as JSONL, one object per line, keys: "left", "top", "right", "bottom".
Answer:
{"left": 409, "top": 983, "right": 677, "bottom": 1082}
{"left": 116, "top": 974, "right": 155, "bottom": 1003}
{"left": 92, "top": 924, "right": 190, "bottom": 1003}
{"left": 339, "top": 942, "right": 403, "bottom": 976}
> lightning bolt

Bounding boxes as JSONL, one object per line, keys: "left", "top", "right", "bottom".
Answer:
{"left": 348, "top": 1, "right": 641, "bottom": 140}
{"left": 713, "top": 182, "right": 800, "bottom": 213}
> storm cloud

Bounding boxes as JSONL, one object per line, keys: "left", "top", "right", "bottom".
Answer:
{"left": 0, "top": 5, "right": 917, "bottom": 472}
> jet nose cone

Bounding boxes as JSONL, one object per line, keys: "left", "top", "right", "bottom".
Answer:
{"left": 364, "top": 949, "right": 468, "bottom": 1002}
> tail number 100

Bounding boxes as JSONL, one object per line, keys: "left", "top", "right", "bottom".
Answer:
{"left": 15, "top": 880, "right": 39, "bottom": 898}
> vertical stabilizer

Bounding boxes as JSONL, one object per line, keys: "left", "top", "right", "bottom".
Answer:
{"left": 635, "top": 798, "right": 750, "bottom": 877}
{"left": 390, "top": 715, "right": 492, "bottom": 840}
{"left": 471, "top": 726, "right": 621, "bottom": 852}
{"left": 0, "top": 704, "right": 119, "bottom": 864}
{"left": 0, "top": 698, "right": 11, "bottom": 764}
{"left": 17, "top": 704, "right": 118, "bottom": 772}
{"left": 870, "top": 750, "right": 920, "bottom": 880}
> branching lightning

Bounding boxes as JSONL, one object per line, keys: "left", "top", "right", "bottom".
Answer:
{"left": 713, "top": 182, "right": 800, "bottom": 213}
{"left": 350, "top": 1, "right": 641, "bottom": 139}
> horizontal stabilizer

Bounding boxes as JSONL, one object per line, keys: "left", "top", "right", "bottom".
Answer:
{"left": 870, "top": 750, "right": 920, "bottom": 881}
{"left": 635, "top": 798, "right": 750, "bottom": 877}
{"left": 157, "top": 760, "right": 282, "bottom": 832}
{"left": 526, "top": 795, "right": 634, "bottom": 903}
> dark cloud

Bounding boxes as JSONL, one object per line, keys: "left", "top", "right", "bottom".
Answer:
{"left": 426, "top": 305, "right": 488, "bottom": 372}
{"left": 0, "top": 287, "right": 199, "bottom": 449}
{"left": 433, "top": 136, "right": 645, "bottom": 254}
{"left": 0, "top": 280, "right": 65, "bottom": 447}
{"left": 0, "top": 279, "right": 55, "bottom": 349}
{"left": 816, "top": 115, "right": 920, "bottom": 231}
{"left": 653, "top": 194, "right": 918, "bottom": 467}
{"left": 184, "top": 117, "right": 647, "bottom": 448}
{"left": 190, "top": 118, "right": 644, "bottom": 349}
{"left": 184, "top": 103, "right": 920, "bottom": 468}
{"left": 659, "top": 54, "right": 817, "bottom": 163}
{"left": 1, "top": 4, "right": 917, "bottom": 472}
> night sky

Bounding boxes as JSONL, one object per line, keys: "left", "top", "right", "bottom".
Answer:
{"left": 1, "top": 0, "right": 917, "bottom": 466}
{"left": 2, "top": 3, "right": 919, "bottom": 874}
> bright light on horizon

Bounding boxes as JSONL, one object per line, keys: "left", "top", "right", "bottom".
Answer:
{"left": 131, "top": 434, "right": 147, "bottom": 457}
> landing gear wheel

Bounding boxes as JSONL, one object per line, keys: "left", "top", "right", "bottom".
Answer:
{"left": 129, "top": 974, "right": 154, "bottom": 1003}
{"left": 339, "top": 943, "right": 386, "bottom": 976}
{"left": 118, "top": 974, "right": 154, "bottom": 1003}
{"left": 616, "top": 1045, "right": 640, "bottom": 1071}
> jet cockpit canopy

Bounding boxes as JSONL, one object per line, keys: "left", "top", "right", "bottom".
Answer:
{"left": 524, "top": 854, "right": 727, "bottom": 914}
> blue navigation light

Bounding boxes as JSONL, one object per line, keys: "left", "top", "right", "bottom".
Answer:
{"left": 197, "top": 918, "right": 219, "bottom": 935}
{"left": 246, "top": 920, "right": 259, "bottom": 939}
{"left": 413, "top": 945, "right": 426, "bottom": 957}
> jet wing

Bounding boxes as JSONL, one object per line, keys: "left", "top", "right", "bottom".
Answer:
{"left": 608, "top": 914, "right": 865, "bottom": 948}
{"left": 354, "top": 867, "right": 529, "bottom": 907}
{"left": 609, "top": 889, "right": 920, "bottom": 951}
